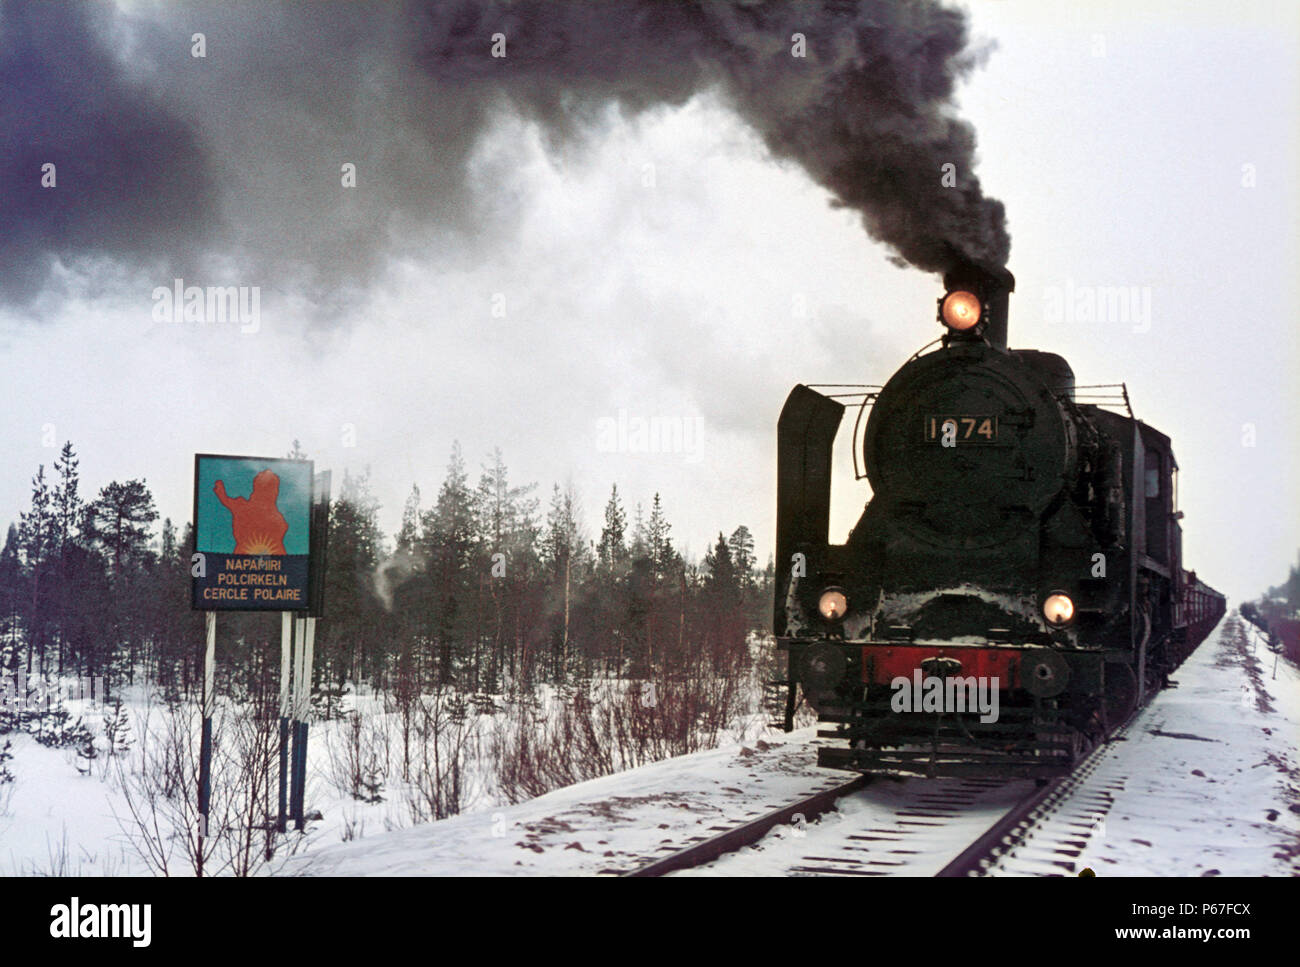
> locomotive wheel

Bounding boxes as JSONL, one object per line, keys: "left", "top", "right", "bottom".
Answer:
{"left": 1102, "top": 663, "right": 1138, "bottom": 735}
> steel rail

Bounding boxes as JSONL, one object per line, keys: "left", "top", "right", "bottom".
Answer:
{"left": 934, "top": 719, "right": 1135, "bottom": 877}
{"left": 622, "top": 775, "right": 871, "bottom": 877}
{"left": 932, "top": 774, "right": 1069, "bottom": 877}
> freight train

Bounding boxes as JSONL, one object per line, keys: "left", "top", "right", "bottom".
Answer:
{"left": 774, "top": 262, "right": 1225, "bottom": 777}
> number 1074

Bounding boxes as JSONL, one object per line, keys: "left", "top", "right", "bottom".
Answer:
{"left": 924, "top": 415, "right": 998, "bottom": 443}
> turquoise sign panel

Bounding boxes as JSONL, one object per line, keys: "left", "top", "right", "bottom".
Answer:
{"left": 192, "top": 454, "right": 313, "bottom": 610}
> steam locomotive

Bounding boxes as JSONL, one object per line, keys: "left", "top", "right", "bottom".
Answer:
{"left": 774, "top": 262, "right": 1225, "bottom": 777}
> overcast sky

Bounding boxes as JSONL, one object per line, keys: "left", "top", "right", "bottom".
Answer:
{"left": 2, "top": 0, "right": 1296, "bottom": 605}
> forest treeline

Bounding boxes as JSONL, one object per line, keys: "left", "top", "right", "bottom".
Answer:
{"left": 0, "top": 440, "right": 775, "bottom": 713}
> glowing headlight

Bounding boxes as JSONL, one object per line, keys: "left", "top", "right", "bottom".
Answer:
{"left": 818, "top": 589, "right": 848, "bottom": 621}
{"left": 1043, "top": 593, "right": 1075, "bottom": 627}
{"left": 940, "top": 290, "right": 982, "bottom": 330}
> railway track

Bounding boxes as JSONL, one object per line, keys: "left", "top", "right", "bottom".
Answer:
{"left": 622, "top": 774, "right": 871, "bottom": 877}
{"left": 936, "top": 748, "right": 1123, "bottom": 875}
{"left": 622, "top": 727, "right": 1129, "bottom": 877}
{"left": 937, "top": 724, "right": 1131, "bottom": 877}
{"left": 618, "top": 619, "right": 1221, "bottom": 878}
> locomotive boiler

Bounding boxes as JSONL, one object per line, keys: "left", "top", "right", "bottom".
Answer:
{"left": 774, "top": 263, "right": 1224, "bottom": 777}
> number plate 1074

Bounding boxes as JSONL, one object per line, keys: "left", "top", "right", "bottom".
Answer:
{"left": 924, "top": 415, "right": 998, "bottom": 443}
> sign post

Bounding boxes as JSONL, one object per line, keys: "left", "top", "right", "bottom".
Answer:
{"left": 291, "top": 614, "right": 306, "bottom": 828}
{"left": 277, "top": 610, "right": 292, "bottom": 833}
{"left": 192, "top": 454, "right": 325, "bottom": 857}
{"left": 289, "top": 470, "right": 331, "bottom": 829}
{"left": 197, "top": 610, "right": 216, "bottom": 876}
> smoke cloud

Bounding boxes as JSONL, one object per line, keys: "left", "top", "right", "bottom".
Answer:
{"left": 0, "top": 2, "right": 216, "bottom": 303}
{"left": 0, "top": 0, "right": 1008, "bottom": 308}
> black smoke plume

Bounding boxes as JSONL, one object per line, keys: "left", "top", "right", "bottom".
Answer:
{"left": 0, "top": 3, "right": 216, "bottom": 304}
{"left": 0, "top": 0, "right": 1008, "bottom": 307}
{"left": 418, "top": 0, "right": 1010, "bottom": 272}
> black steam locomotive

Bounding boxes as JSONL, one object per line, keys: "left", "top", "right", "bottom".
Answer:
{"left": 774, "top": 263, "right": 1225, "bottom": 777}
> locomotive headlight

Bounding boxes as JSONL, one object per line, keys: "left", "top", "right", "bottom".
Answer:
{"left": 940, "top": 290, "right": 982, "bottom": 330}
{"left": 818, "top": 588, "right": 848, "bottom": 621}
{"left": 1043, "top": 593, "right": 1075, "bottom": 627}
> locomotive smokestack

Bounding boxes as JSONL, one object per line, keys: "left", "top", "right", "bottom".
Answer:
{"left": 942, "top": 262, "right": 1016, "bottom": 351}
{"left": 983, "top": 270, "right": 1014, "bottom": 351}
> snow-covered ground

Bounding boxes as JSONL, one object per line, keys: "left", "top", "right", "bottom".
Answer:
{"left": 288, "top": 727, "right": 839, "bottom": 876}
{"left": 0, "top": 689, "right": 155, "bottom": 876}
{"left": 678, "top": 612, "right": 1300, "bottom": 877}
{"left": 2, "top": 613, "right": 1296, "bottom": 876}
{"left": 288, "top": 612, "right": 1299, "bottom": 877}
{"left": 0, "top": 679, "right": 772, "bottom": 876}
{"left": 1069, "top": 615, "right": 1300, "bottom": 876}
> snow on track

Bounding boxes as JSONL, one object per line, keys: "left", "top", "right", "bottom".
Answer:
{"left": 1068, "top": 615, "right": 1300, "bottom": 876}
{"left": 671, "top": 775, "right": 1034, "bottom": 876}
{"left": 288, "top": 730, "right": 844, "bottom": 876}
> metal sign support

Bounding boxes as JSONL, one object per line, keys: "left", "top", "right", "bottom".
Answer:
{"left": 197, "top": 610, "right": 216, "bottom": 876}
{"left": 278, "top": 611, "right": 292, "bottom": 833}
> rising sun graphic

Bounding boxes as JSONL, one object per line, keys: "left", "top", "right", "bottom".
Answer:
{"left": 242, "top": 533, "right": 279, "bottom": 555}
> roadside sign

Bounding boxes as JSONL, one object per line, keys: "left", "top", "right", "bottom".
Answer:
{"left": 192, "top": 454, "right": 313, "bottom": 611}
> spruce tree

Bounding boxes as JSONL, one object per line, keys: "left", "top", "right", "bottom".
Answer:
{"left": 646, "top": 494, "right": 679, "bottom": 582}
{"left": 0, "top": 525, "right": 21, "bottom": 670}
{"left": 597, "top": 484, "right": 628, "bottom": 576}
{"left": 395, "top": 484, "right": 422, "bottom": 556}
{"left": 0, "top": 739, "right": 14, "bottom": 784}
{"left": 18, "top": 466, "right": 54, "bottom": 675}
{"left": 705, "top": 533, "right": 738, "bottom": 602}
{"left": 421, "top": 443, "right": 477, "bottom": 683}
{"left": 102, "top": 697, "right": 133, "bottom": 757}
{"left": 727, "top": 526, "right": 756, "bottom": 592}
{"left": 543, "top": 484, "right": 586, "bottom": 680}
{"left": 629, "top": 503, "right": 648, "bottom": 561}
{"left": 319, "top": 468, "right": 385, "bottom": 714}
{"left": 52, "top": 443, "right": 81, "bottom": 559}
{"left": 50, "top": 442, "right": 83, "bottom": 675}
{"left": 83, "top": 480, "right": 157, "bottom": 687}
{"left": 474, "top": 450, "right": 539, "bottom": 692}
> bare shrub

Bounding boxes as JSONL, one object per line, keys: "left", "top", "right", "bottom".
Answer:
{"left": 112, "top": 703, "right": 202, "bottom": 877}
{"left": 492, "top": 686, "right": 611, "bottom": 804}
{"left": 218, "top": 698, "right": 288, "bottom": 876}
{"left": 114, "top": 700, "right": 307, "bottom": 876}
{"left": 0, "top": 777, "right": 14, "bottom": 819}
{"left": 326, "top": 711, "right": 388, "bottom": 804}
{"left": 403, "top": 685, "right": 475, "bottom": 824}
{"left": 384, "top": 655, "right": 420, "bottom": 782}
{"left": 339, "top": 808, "right": 364, "bottom": 842}
{"left": 492, "top": 660, "right": 757, "bottom": 805}
{"left": 26, "top": 826, "right": 77, "bottom": 876}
